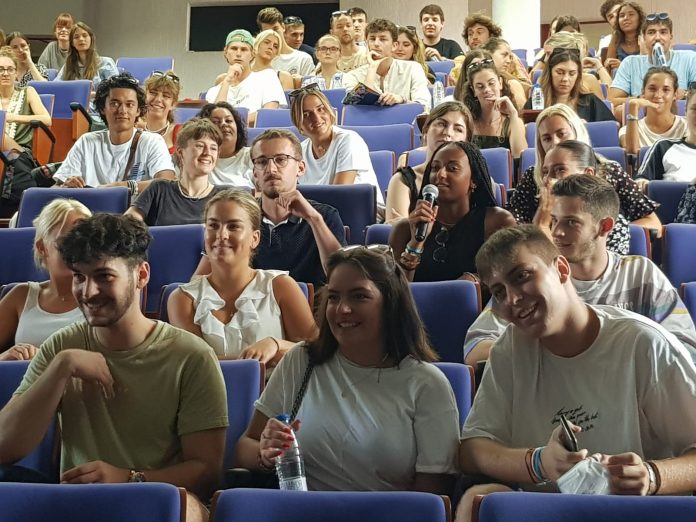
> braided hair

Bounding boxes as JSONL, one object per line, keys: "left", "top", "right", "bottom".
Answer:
{"left": 419, "top": 141, "right": 498, "bottom": 209}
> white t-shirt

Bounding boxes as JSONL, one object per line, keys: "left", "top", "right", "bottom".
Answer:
{"left": 255, "top": 345, "right": 460, "bottom": 491}
{"left": 210, "top": 147, "right": 254, "bottom": 188}
{"left": 300, "top": 126, "right": 384, "bottom": 204}
{"left": 205, "top": 69, "right": 286, "bottom": 113}
{"left": 619, "top": 117, "right": 688, "bottom": 149}
{"left": 465, "top": 252, "right": 696, "bottom": 359}
{"left": 343, "top": 59, "right": 432, "bottom": 109}
{"left": 462, "top": 305, "right": 696, "bottom": 462}
{"left": 272, "top": 49, "right": 315, "bottom": 76}
{"left": 54, "top": 129, "right": 174, "bottom": 186}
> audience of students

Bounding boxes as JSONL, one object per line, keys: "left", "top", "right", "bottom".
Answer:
{"left": 508, "top": 104, "right": 660, "bottom": 254}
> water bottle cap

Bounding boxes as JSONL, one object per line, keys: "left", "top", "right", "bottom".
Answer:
{"left": 275, "top": 414, "right": 291, "bottom": 424}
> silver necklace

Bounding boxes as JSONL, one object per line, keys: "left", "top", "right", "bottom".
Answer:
{"left": 178, "top": 180, "right": 212, "bottom": 200}
{"left": 338, "top": 352, "right": 390, "bottom": 398}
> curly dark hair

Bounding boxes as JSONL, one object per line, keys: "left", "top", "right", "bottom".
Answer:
{"left": 94, "top": 72, "right": 147, "bottom": 126}
{"left": 420, "top": 141, "right": 498, "bottom": 210}
{"left": 58, "top": 213, "right": 152, "bottom": 269}
{"left": 307, "top": 246, "right": 437, "bottom": 365}
{"left": 197, "top": 102, "right": 248, "bottom": 152}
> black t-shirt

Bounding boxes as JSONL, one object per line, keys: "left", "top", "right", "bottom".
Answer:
{"left": 425, "top": 38, "right": 464, "bottom": 60}
{"left": 133, "top": 180, "right": 225, "bottom": 226}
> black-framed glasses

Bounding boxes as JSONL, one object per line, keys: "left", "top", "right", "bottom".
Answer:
{"left": 317, "top": 45, "right": 340, "bottom": 53}
{"left": 288, "top": 82, "right": 321, "bottom": 103}
{"left": 0, "top": 66, "right": 17, "bottom": 75}
{"left": 467, "top": 58, "right": 494, "bottom": 71}
{"left": 151, "top": 70, "right": 180, "bottom": 84}
{"left": 251, "top": 154, "right": 301, "bottom": 171}
{"left": 646, "top": 12, "right": 670, "bottom": 22}
{"left": 284, "top": 16, "right": 303, "bottom": 25}
{"left": 432, "top": 226, "right": 450, "bottom": 263}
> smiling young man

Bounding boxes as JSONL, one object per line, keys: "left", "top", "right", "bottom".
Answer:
{"left": 343, "top": 18, "right": 431, "bottom": 108}
{"left": 464, "top": 175, "right": 696, "bottom": 365}
{"left": 454, "top": 221, "right": 696, "bottom": 522}
{"left": 283, "top": 16, "right": 316, "bottom": 63}
{"left": 610, "top": 12, "right": 696, "bottom": 104}
{"left": 0, "top": 214, "right": 228, "bottom": 521}
{"left": 420, "top": 4, "right": 463, "bottom": 60}
{"left": 206, "top": 29, "right": 286, "bottom": 126}
{"left": 53, "top": 73, "right": 175, "bottom": 195}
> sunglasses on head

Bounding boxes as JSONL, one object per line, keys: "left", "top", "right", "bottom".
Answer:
{"left": 646, "top": 12, "right": 670, "bottom": 22}
{"left": 332, "top": 10, "right": 348, "bottom": 17}
{"left": 339, "top": 244, "right": 396, "bottom": 264}
{"left": 467, "top": 58, "right": 495, "bottom": 71}
{"left": 550, "top": 47, "right": 581, "bottom": 59}
{"left": 284, "top": 16, "right": 303, "bottom": 25}
{"left": 151, "top": 70, "right": 180, "bottom": 84}
{"left": 288, "top": 82, "right": 320, "bottom": 103}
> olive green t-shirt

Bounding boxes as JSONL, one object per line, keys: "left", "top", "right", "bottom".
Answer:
{"left": 16, "top": 321, "right": 229, "bottom": 474}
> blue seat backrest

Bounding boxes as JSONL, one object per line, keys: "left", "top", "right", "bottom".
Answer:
{"left": 433, "top": 362, "right": 473, "bottom": 427}
{"left": 0, "top": 228, "right": 48, "bottom": 286}
{"left": 341, "top": 124, "right": 414, "bottom": 156}
{"left": 28, "top": 80, "right": 91, "bottom": 119}
{"left": 369, "top": 150, "right": 395, "bottom": 196}
{"left": 663, "top": 223, "right": 696, "bottom": 287}
{"left": 341, "top": 103, "right": 424, "bottom": 126}
{"left": 647, "top": 181, "right": 690, "bottom": 224}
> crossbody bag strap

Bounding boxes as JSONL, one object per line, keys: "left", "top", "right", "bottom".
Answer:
{"left": 121, "top": 129, "right": 143, "bottom": 182}
{"left": 289, "top": 355, "right": 314, "bottom": 423}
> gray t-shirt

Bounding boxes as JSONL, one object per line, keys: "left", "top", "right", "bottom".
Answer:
{"left": 132, "top": 179, "right": 225, "bottom": 226}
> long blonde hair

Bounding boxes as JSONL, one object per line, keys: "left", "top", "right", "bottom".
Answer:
{"left": 33, "top": 199, "right": 91, "bottom": 268}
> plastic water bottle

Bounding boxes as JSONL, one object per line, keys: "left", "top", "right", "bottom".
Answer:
{"left": 531, "top": 83, "right": 545, "bottom": 110}
{"left": 432, "top": 80, "right": 445, "bottom": 109}
{"left": 274, "top": 414, "right": 308, "bottom": 491}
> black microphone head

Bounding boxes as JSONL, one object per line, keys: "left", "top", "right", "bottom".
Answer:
{"left": 422, "top": 184, "right": 439, "bottom": 201}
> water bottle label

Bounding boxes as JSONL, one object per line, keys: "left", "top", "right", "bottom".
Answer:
{"left": 279, "top": 476, "right": 308, "bottom": 491}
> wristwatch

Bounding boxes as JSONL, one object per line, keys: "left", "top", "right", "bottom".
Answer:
{"left": 128, "top": 469, "right": 146, "bottom": 483}
{"left": 626, "top": 114, "right": 639, "bottom": 122}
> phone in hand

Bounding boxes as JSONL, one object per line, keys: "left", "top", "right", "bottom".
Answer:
{"left": 560, "top": 414, "right": 579, "bottom": 452}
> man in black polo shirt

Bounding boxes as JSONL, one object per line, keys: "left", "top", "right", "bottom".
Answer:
{"left": 250, "top": 129, "right": 346, "bottom": 287}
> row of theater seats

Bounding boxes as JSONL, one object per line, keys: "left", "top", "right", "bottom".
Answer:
{"left": 2, "top": 477, "right": 696, "bottom": 521}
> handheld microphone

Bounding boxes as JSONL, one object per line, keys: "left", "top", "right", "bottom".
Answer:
{"left": 652, "top": 42, "right": 666, "bottom": 66}
{"left": 415, "top": 184, "right": 439, "bottom": 242}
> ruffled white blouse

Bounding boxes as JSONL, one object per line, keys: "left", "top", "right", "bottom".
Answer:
{"left": 180, "top": 270, "right": 286, "bottom": 357}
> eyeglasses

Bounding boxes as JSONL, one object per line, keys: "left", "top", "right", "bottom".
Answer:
{"left": 151, "top": 70, "right": 180, "bottom": 84}
{"left": 646, "top": 12, "right": 670, "bottom": 22}
{"left": 467, "top": 58, "right": 494, "bottom": 71}
{"left": 339, "top": 244, "right": 396, "bottom": 263}
{"left": 0, "top": 67, "right": 17, "bottom": 75}
{"left": 332, "top": 10, "right": 348, "bottom": 17}
{"left": 284, "top": 16, "right": 303, "bottom": 25}
{"left": 251, "top": 154, "right": 301, "bottom": 170}
{"left": 288, "top": 82, "right": 321, "bottom": 103}
{"left": 317, "top": 46, "right": 340, "bottom": 53}
{"left": 432, "top": 226, "right": 450, "bottom": 263}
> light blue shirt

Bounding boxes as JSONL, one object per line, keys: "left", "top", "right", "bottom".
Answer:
{"left": 612, "top": 50, "right": 696, "bottom": 96}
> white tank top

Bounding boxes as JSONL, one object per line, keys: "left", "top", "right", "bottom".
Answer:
{"left": 14, "top": 282, "right": 84, "bottom": 347}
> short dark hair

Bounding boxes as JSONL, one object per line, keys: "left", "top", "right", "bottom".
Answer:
{"left": 642, "top": 11, "right": 672, "bottom": 35}
{"left": 257, "top": 7, "right": 284, "bottom": 29}
{"left": 347, "top": 7, "right": 367, "bottom": 18}
{"left": 642, "top": 66, "right": 678, "bottom": 95}
{"left": 552, "top": 174, "right": 620, "bottom": 222}
{"left": 94, "top": 72, "right": 146, "bottom": 125}
{"left": 58, "top": 214, "right": 152, "bottom": 270}
{"left": 365, "top": 18, "right": 397, "bottom": 41}
{"left": 197, "top": 102, "right": 248, "bottom": 152}
{"left": 307, "top": 247, "right": 438, "bottom": 365}
{"left": 476, "top": 225, "right": 559, "bottom": 284}
{"left": 554, "top": 15, "right": 581, "bottom": 32}
{"left": 600, "top": 0, "right": 622, "bottom": 22}
{"left": 420, "top": 4, "right": 445, "bottom": 21}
